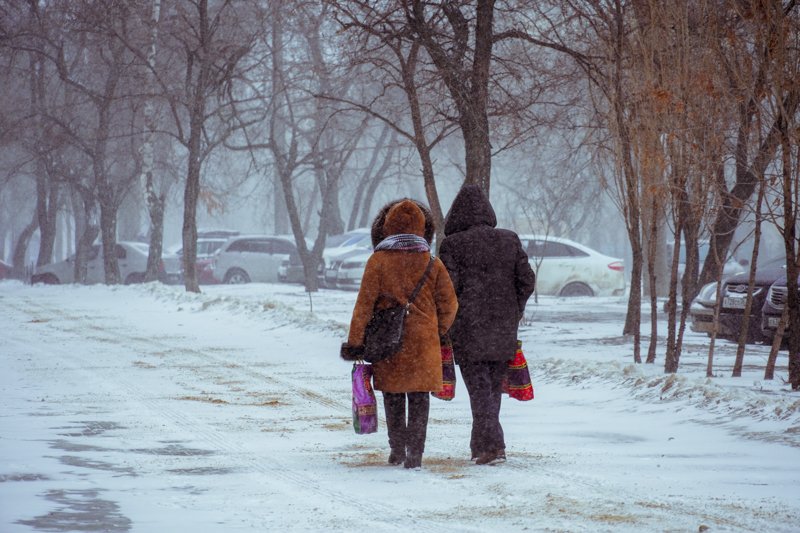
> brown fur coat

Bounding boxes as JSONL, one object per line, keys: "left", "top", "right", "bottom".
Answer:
{"left": 345, "top": 200, "right": 458, "bottom": 392}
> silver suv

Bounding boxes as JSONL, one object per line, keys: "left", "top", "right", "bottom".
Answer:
{"left": 211, "top": 235, "right": 298, "bottom": 284}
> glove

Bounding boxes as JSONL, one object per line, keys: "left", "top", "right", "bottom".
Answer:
{"left": 340, "top": 343, "right": 365, "bottom": 361}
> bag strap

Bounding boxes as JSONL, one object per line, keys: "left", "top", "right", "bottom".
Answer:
{"left": 406, "top": 256, "right": 435, "bottom": 308}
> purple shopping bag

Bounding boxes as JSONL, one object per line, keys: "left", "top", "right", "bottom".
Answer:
{"left": 352, "top": 362, "right": 378, "bottom": 434}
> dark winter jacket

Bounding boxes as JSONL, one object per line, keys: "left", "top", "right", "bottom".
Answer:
{"left": 438, "top": 185, "right": 536, "bottom": 364}
{"left": 344, "top": 200, "right": 458, "bottom": 392}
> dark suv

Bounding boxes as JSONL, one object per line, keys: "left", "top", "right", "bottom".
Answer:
{"left": 761, "top": 273, "right": 799, "bottom": 341}
{"left": 717, "top": 257, "right": 785, "bottom": 343}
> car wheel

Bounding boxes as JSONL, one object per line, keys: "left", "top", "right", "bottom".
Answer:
{"left": 559, "top": 282, "right": 594, "bottom": 297}
{"left": 124, "top": 273, "right": 146, "bottom": 285}
{"left": 32, "top": 273, "right": 60, "bottom": 285}
{"left": 224, "top": 268, "right": 250, "bottom": 284}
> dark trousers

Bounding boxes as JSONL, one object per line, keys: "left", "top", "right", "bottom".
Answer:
{"left": 459, "top": 361, "right": 506, "bottom": 457}
{"left": 382, "top": 392, "right": 430, "bottom": 456}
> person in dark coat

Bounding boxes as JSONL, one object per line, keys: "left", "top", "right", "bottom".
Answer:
{"left": 341, "top": 199, "right": 458, "bottom": 469}
{"left": 438, "top": 185, "right": 536, "bottom": 465}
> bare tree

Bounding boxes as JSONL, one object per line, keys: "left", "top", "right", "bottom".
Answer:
{"left": 154, "top": 0, "right": 259, "bottom": 292}
{"left": 331, "top": 1, "right": 460, "bottom": 244}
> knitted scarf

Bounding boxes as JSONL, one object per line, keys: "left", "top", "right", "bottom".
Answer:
{"left": 375, "top": 233, "right": 430, "bottom": 252}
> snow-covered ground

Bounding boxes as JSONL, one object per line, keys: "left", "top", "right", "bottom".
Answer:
{"left": 1, "top": 280, "right": 799, "bottom": 532}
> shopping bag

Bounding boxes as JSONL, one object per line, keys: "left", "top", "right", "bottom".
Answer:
{"left": 351, "top": 362, "right": 378, "bottom": 434}
{"left": 502, "top": 340, "right": 534, "bottom": 401}
{"left": 431, "top": 335, "right": 456, "bottom": 401}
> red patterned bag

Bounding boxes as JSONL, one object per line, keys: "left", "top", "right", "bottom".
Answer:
{"left": 502, "top": 340, "right": 534, "bottom": 401}
{"left": 431, "top": 335, "right": 456, "bottom": 401}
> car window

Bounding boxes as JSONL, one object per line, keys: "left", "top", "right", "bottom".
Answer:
{"left": 199, "top": 241, "right": 225, "bottom": 255}
{"left": 272, "top": 240, "right": 295, "bottom": 255}
{"left": 227, "top": 239, "right": 249, "bottom": 252}
{"left": 542, "top": 241, "right": 575, "bottom": 257}
{"left": 249, "top": 240, "right": 271, "bottom": 253}
{"left": 130, "top": 243, "right": 149, "bottom": 255}
{"left": 526, "top": 240, "right": 545, "bottom": 257}
{"left": 527, "top": 240, "right": 581, "bottom": 257}
{"left": 339, "top": 234, "right": 369, "bottom": 247}
{"left": 562, "top": 244, "right": 589, "bottom": 257}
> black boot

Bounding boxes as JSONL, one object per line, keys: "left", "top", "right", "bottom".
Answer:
{"left": 404, "top": 453, "right": 422, "bottom": 469}
{"left": 388, "top": 448, "right": 406, "bottom": 465}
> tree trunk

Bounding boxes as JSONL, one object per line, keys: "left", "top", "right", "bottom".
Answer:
{"left": 71, "top": 185, "right": 99, "bottom": 284}
{"left": 699, "top": 87, "right": 800, "bottom": 289}
{"left": 143, "top": 0, "right": 165, "bottom": 284}
{"left": 764, "top": 306, "right": 788, "bottom": 380}
{"left": 409, "top": 0, "right": 495, "bottom": 195}
{"left": 645, "top": 195, "right": 658, "bottom": 364}
{"left": 732, "top": 178, "right": 765, "bottom": 376}
{"left": 349, "top": 124, "right": 390, "bottom": 231}
{"left": 182, "top": 123, "right": 204, "bottom": 293}
{"left": 12, "top": 212, "right": 38, "bottom": 280}
{"left": 781, "top": 131, "right": 800, "bottom": 389}
{"left": 98, "top": 182, "right": 121, "bottom": 284}
{"left": 273, "top": 176, "right": 288, "bottom": 234}
{"left": 144, "top": 171, "right": 165, "bottom": 282}
{"left": 355, "top": 131, "right": 396, "bottom": 230}
{"left": 181, "top": 0, "right": 211, "bottom": 294}
{"left": 35, "top": 162, "right": 59, "bottom": 267}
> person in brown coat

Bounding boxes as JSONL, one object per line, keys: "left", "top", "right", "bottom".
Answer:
{"left": 341, "top": 199, "right": 458, "bottom": 469}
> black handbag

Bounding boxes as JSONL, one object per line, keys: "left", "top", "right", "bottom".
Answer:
{"left": 363, "top": 257, "right": 434, "bottom": 363}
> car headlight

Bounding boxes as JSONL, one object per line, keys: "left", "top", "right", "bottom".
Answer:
{"left": 342, "top": 261, "right": 367, "bottom": 270}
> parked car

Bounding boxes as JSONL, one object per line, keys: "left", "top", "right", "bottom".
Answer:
{"left": 211, "top": 235, "right": 299, "bottom": 284}
{"left": 689, "top": 281, "right": 734, "bottom": 338}
{"left": 30, "top": 242, "right": 158, "bottom": 285}
{"left": 325, "top": 227, "right": 371, "bottom": 250}
{"left": 320, "top": 228, "right": 372, "bottom": 287}
{"left": 278, "top": 251, "right": 305, "bottom": 284}
{"left": 761, "top": 270, "right": 799, "bottom": 340}
{"left": 163, "top": 237, "right": 228, "bottom": 285}
{"left": 717, "top": 256, "right": 784, "bottom": 343}
{"left": 0, "top": 258, "right": 11, "bottom": 280}
{"left": 197, "top": 228, "right": 240, "bottom": 239}
{"left": 324, "top": 248, "right": 371, "bottom": 290}
{"left": 517, "top": 235, "right": 626, "bottom": 297}
{"left": 160, "top": 249, "right": 183, "bottom": 285}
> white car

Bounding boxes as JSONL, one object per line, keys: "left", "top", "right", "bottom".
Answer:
{"left": 328, "top": 235, "right": 626, "bottom": 296}
{"left": 211, "top": 235, "right": 299, "bottom": 284}
{"left": 329, "top": 249, "right": 371, "bottom": 290}
{"left": 518, "top": 235, "right": 626, "bottom": 297}
{"left": 321, "top": 228, "right": 372, "bottom": 287}
{"left": 31, "top": 242, "right": 155, "bottom": 285}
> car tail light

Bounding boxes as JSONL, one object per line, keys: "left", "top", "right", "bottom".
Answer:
{"left": 608, "top": 261, "right": 624, "bottom": 272}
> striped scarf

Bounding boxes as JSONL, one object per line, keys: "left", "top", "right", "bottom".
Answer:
{"left": 375, "top": 233, "right": 430, "bottom": 252}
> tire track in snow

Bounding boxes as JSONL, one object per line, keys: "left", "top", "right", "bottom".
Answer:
{"left": 5, "top": 294, "right": 462, "bottom": 531}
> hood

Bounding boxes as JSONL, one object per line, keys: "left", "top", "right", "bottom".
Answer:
{"left": 382, "top": 199, "right": 426, "bottom": 238}
{"left": 444, "top": 185, "right": 497, "bottom": 236}
{"left": 724, "top": 266, "right": 786, "bottom": 287}
{"left": 371, "top": 199, "right": 434, "bottom": 247}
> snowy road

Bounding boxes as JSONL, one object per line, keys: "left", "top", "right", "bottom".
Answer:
{"left": 1, "top": 282, "right": 799, "bottom": 532}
